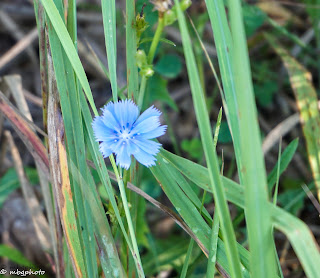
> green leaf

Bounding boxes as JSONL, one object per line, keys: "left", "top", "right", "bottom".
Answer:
{"left": 140, "top": 37, "right": 176, "bottom": 47}
{"left": 136, "top": 198, "right": 150, "bottom": 248}
{"left": 242, "top": 4, "right": 266, "bottom": 37}
{"left": 216, "top": 121, "right": 232, "bottom": 144}
{"left": 0, "top": 168, "right": 38, "bottom": 208}
{"left": 181, "top": 138, "right": 203, "bottom": 160}
{"left": 267, "top": 138, "right": 299, "bottom": 192}
{"left": 160, "top": 149, "right": 320, "bottom": 278}
{"left": 277, "top": 188, "right": 304, "bottom": 215}
{"left": 151, "top": 155, "right": 251, "bottom": 277}
{"left": 268, "top": 35, "right": 320, "bottom": 202}
{"left": 147, "top": 74, "right": 178, "bottom": 111}
{"left": 143, "top": 238, "right": 189, "bottom": 275}
{"left": 0, "top": 245, "right": 35, "bottom": 268}
{"left": 254, "top": 81, "right": 277, "bottom": 107}
{"left": 154, "top": 54, "right": 182, "bottom": 78}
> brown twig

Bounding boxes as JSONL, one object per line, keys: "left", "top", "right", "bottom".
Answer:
{"left": 0, "top": 27, "right": 38, "bottom": 70}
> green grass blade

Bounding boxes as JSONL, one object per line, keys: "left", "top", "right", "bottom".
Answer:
{"left": 228, "top": 0, "right": 278, "bottom": 275}
{"left": 80, "top": 92, "right": 145, "bottom": 277}
{"left": 272, "top": 206, "right": 320, "bottom": 278}
{"left": 179, "top": 239, "right": 194, "bottom": 278}
{"left": 126, "top": 0, "right": 139, "bottom": 100}
{"left": 47, "top": 89, "right": 87, "bottom": 278}
{"left": 203, "top": 0, "right": 242, "bottom": 174}
{"left": 161, "top": 150, "right": 320, "bottom": 277}
{"left": 273, "top": 138, "right": 282, "bottom": 205}
{"left": 47, "top": 23, "right": 99, "bottom": 276}
{"left": 39, "top": 0, "right": 98, "bottom": 115}
{"left": 172, "top": 1, "right": 243, "bottom": 276}
{"left": 68, "top": 159, "right": 126, "bottom": 278}
{"left": 101, "top": 0, "right": 118, "bottom": 101}
{"left": 151, "top": 161, "right": 250, "bottom": 277}
{"left": 267, "top": 138, "right": 299, "bottom": 191}
{"left": 268, "top": 36, "right": 320, "bottom": 202}
{"left": 0, "top": 245, "right": 35, "bottom": 268}
{"left": 206, "top": 211, "right": 219, "bottom": 278}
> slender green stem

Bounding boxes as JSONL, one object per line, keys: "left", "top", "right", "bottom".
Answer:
{"left": 138, "top": 16, "right": 165, "bottom": 109}
{"left": 137, "top": 76, "right": 147, "bottom": 109}
{"left": 273, "top": 138, "right": 282, "bottom": 205}
{"left": 109, "top": 155, "right": 145, "bottom": 278}
{"left": 147, "top": 17, "right": 164, "bottom": 64}
{"left": 206, "top": 209, "right": 220, "bottom": 277}
{"left": 180, "top": 239, "right": 194, "bottom": 278}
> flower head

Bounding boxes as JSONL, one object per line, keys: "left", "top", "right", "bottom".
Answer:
{"left": 92, "top": 100, "right": 167, "bottom": 169}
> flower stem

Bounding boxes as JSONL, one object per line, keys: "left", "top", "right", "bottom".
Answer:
{"left": 137, "top": 16, "right": 165, "bottom": 109}
{"left": 109, "top": 155, "right": 145, "bottom": 278}
{"left": 137, "top": 76, "right": 147, "bottom": 109}
{"left": 147, "top": 16, "right": 164, "bottom": 64}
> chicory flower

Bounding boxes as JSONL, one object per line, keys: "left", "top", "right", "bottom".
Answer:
{"left": 92, "top": 100, "right": 166, "bottom": 169}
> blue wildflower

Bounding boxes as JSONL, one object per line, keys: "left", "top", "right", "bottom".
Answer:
{"left": 92, "top": 100, "right": 167, "bottom": 169}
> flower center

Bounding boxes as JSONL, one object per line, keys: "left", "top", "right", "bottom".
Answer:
{"left": 120, "top": 129, "right": 131, "bottom": 140}
{"left": 118, "top": 124, "right": 134, "bottom": 141}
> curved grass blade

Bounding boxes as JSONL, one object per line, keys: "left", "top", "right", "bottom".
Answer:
{"left": 267, "top": 138, "right": 299, "bottom": 192}
{"left": 68, "top": 159, "right": 126, "bottom": 278}
{"left": 151, "top": 159, "right": 251, "bottom": 278}
{"left": 161, "top": 150, "right": 320, "bottom": 277}
{"left": 173, "top": 1, "right": 243, "bottom": 276}
{"left": 267, "top": 35, "right": 320, "bottom": 202}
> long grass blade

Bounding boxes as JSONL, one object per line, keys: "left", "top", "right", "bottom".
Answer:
{"left": 173, "top": 1, "right": 243, "bottom": 277}
{"left": 268, "top": 35, "right": 320, "bottom": 202}
{"left": 227, "top": 0, "right": 278, "bottom": 275}
{"left": 47, "top": 87, "right": 86, "bottom": 278}
{"left": 126, "top": 0, "right": 139, "bottom": 100}
{"left": 101, "top": 0, "right": 118, "bottom": 101}
{"left": 161, "top": 150, "right": 320, "bottom": 277}
{"left": 39, "top": 0, "right": 98, "bottom": 115}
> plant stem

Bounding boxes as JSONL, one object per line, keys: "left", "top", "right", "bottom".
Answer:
{"left": 109, "top": 155, "right": 145, "bottom": 278}
{"left": 137, "top": 76, "right": 147, "bottom": 109}
{"left": 138, "top": 16, "right": 165, "bottom": 109}
{"left": 147, "top": 16, "right": 164, "bottom": 64}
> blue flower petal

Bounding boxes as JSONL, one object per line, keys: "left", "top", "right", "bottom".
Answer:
{"left": 112, "top": 100, "right": 137, "bottom": 128}
{"left": 116, "top": 143, "right": 131, "bottom": 169}
{"left": 133, "top": 148, "right": 157, "bottom": 167}
{"left": 134, "top": 106, "right": 161, "bottom": 126}
{"left": 125, "top": 100, "right": 139, "bottom": 128}
{"left": 101, "top": 108, "right": 121, "bottom": 132}
{"left": 92, "top": 117, "right": 117, "bottom": 142}
{"left": 93, "top": 101, "right": 166, "bottom": 169}
{"left": 113, "top": 100, "right": 126, "bottom": 128}
{"left": 138, "top": 125, "right": 167, "bottom": 139}
{"left": 132, "top": 138, "right": 161, "bottom": 156}
{"left": 126, "top": 141, "right": 140, "bottom": 156}
{"left": 99, "top": 142, "right": 113, "bottom": 158}
{"left": 131, "top": 116, "right": 161, "bottom": 134}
